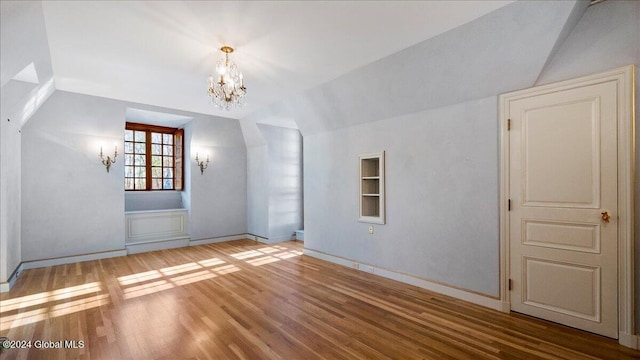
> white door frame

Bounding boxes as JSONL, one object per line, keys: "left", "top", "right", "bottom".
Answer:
{"left": 498, "top": 65, "right": 636, "bottom": 348}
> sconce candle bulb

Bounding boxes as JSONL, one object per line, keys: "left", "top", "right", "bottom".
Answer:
{"left": 100, "top": 145, "right": 118, "bottom": 173}
{"left": 195, "top": 152, "right": 209, "bottom": 175}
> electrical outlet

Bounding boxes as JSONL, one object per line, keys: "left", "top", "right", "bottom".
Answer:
{"left": 254, "top": 236, "right": 258, "bottom": 241}
{"left": 351, "top": 262, "right": 359, "bottom": 269}
{"left": 364, "top": 265, "right": 375, "bottom": 273}
{"left": 368, "top": 226, "right": 374, "bottom": 234}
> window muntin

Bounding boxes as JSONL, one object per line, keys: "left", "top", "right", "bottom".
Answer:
{"left": 124, "top": 123, "right": 184, "bottom": 191}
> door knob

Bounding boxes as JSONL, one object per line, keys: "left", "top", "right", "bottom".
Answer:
{"left": 601, "top": 211, "right": 610, "bottom": 223}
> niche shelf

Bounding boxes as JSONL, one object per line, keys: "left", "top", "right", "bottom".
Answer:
{"left": 359, "top": 151, "right": 385, "bottom": 224}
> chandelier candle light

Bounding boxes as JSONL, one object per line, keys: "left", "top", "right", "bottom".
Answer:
{"left": 208, "top": 46, "right": 247, "bottom": 110}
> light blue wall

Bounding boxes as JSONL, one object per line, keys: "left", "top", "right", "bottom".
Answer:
{"left": 0, "top": 111, "right": 22, "bottom": 283}
{"left": 259, "top": 124, "right": 303, "bottom": 242}
{"left": 304, "top": 96, "right": 499, "bottom": 295}
{"left": 181, "top": 121, "right": 193, "bottom": 233}
{"left": 244, "top": 122, "right": 303, "bottom": 242}
{"left": 21, "top": 90, "right": 247, "bottom": 260}
{"left": 247, "top": 144, "right": 269, "bottom": 238}
{"left": 188, "top": 115, "right": 247, "bottom": 241}
{"left": 124, "top": 191, "right": 183, "bottom": 211}
{"left": 21, "top": 91, "right": 126, "bottom": 261}
{"left": 0, "top": 0, "right": 56, "bottom": 282}
{"left": 245, "top": 0, "right": 584, "bottom": 297}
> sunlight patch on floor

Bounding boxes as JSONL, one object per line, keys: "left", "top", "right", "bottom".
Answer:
{"left": 230, "top": 245, "right": 302, "bottom": 267}
{"left": 231, "top": 250, "right": 264, "bottom": 260}
{"left": 171, "top": 270, "right": 217, "bottom": 286}
{"left": 159, "top": 262, "right": 202, "bottom": 276}
{"left": 118, "top": 270, "right": 162, "bottom": 285}
{"left": 212, "top": 264, "right": 240, "bottom": 275}
{"left": 117, "top": 257, "right": 242, "bottom": 299}
{"left": 247, "top": 256, "right": 280, "bottom": 266}
{"left": 123, "top": 279, "right": 176, "bottom": 300}
{"left": 1, "top": 293, "right": 110, "bottom": 328}
{"left": 0, "top": 282, "right": 102, "bottom": 313}
{"left": 198, "top": 258, "right": 225, "bottom": 267}
{"left": 3, "top": 243, "right": 302, "bottom": 330}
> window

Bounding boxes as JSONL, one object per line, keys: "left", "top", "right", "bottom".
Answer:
{"left": 124, "top": 122, "right": 184, "bottom": 191}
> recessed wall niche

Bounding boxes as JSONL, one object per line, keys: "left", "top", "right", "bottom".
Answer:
{"left": 359, "top": 151, "right": 385, "bottom": 224}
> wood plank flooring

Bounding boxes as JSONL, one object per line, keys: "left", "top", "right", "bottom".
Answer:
{"left": 1, "top": 240, "right": 638, "bottom": 359}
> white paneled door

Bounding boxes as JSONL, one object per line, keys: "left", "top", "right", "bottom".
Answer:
{"left": 508, "top": 80, "right": 618, "bottom": 338}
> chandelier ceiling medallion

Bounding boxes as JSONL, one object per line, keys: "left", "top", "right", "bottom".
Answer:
{"left": 208, "top": 46, "right": 246, "bottom": 110}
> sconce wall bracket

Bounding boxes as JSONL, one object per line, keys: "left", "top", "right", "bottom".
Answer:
{"left": 195, "top": 153, "right": 209, "bottom": 175}
{"left": 100, "top": 147, "right": 118, "bottom": 173}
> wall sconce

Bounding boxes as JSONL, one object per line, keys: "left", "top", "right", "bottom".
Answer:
{"left": 100, "top": 145, "right": 118, "bottom": 173}
{"left": 195, "top": 153, "right": 209, "bottom": 175}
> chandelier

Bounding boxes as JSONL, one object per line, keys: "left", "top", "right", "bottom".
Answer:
{"left": 208, "top": 46, "right": 247, "bottom": 110}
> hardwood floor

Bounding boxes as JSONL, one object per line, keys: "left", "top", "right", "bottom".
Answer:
{"left": 1, "top": 239, "right": 638, "bottom": 359}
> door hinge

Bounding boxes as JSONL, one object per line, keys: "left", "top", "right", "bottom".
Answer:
{"left": 507, "top": 118, "right": 511, "bottom": 131}
{"left": 508, "top": 279, "right": 513, "bottom": 291}
{"left": 508, "top": 199, "right": 511, "bottom": 211}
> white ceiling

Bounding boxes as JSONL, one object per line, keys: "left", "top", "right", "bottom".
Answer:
{"left": 41, "top": 1, "right": 513, "bottom": 121}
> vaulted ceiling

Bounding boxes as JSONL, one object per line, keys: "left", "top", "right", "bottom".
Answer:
{"left": 40, "top": 1, "right": 513, "bottom": 120}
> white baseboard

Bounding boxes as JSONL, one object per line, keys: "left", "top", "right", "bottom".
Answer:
{"left": 303, "top": 248, "right": 504, "bottom": 312}
{"left": 190, "top": 234, "right": 249, "bottom": 246}
{"left": 498, "top": 301, "right": 511, "bottom": 313}
{"left": 22, "top": 249, "right": 128, "bottom": 271}
{"left": 0, "top": 263, "right": 24, "bottom": 293}
{"left": 261, "top": 234, "right": 295, "bottom": 244}
{"left": 127, "top": 237, "right": 190, "bottom": 254}
{"left": 244, "top": 233, "right": 269, "bottom": 243}
{"left": 619, "top": 332, "right": 639, "bottom": 349}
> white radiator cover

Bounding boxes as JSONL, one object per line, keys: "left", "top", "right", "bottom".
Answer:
{"left": 125, "top": 209, "right": 189, "bottom": 244}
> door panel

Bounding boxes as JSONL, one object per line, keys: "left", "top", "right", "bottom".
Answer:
{"left": 523, "top": 220, "right": 600, "bottom": 253}
{"left": 522, "top": 99, "right": 600, "bottom": 208}
{"left": 509, "top": 80, "right": 618, "bottom": 338}
{"left": 524, "top": 257, "right": 600, "bottom": 321}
